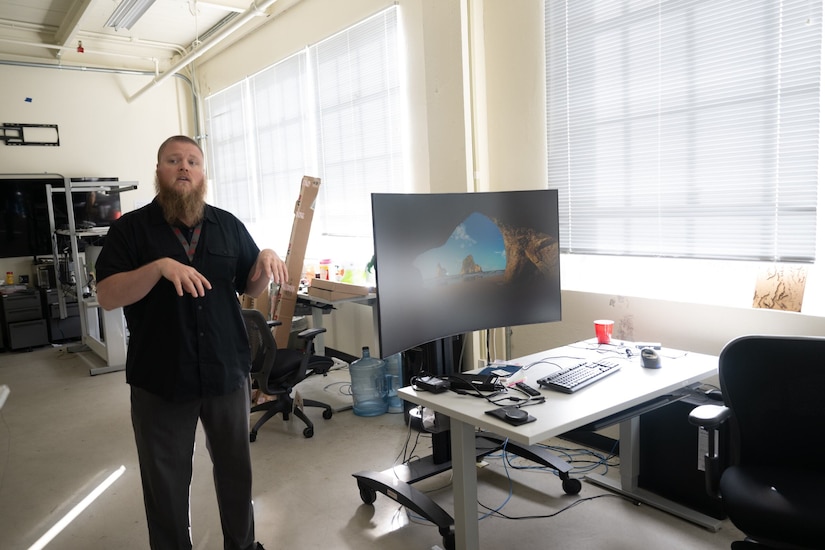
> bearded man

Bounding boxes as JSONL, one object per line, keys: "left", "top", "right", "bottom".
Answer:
{"left": 96, "top": 135, "right": 285, "bottom": 550}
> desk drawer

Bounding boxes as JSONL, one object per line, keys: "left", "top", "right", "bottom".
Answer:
{"left": 2, "top": 291, "right": 41, "bottom": 312}
{"left": 5, "top": 305, "right": 41, "bottom": 323}
{"left": 8, "top": 319, "right": 49, "bottom": 350}
{"left": 48, "top": 302, "right": 79, "bottom": 320}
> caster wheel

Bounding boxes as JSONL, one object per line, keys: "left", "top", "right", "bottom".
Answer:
{"left": 323, "top": 409, "right": 333, "bottom": 419}
{"left": 562, "top": 477, "right": 582, "bottom": 495}
{"left": 359, "top": 486, "right": 377, "bottom": 505}
{"left": 249, "top": 431, "right": 257, "bottom": 443}
{"left": 303, "top": 426, "right": 314, "bottom": 438}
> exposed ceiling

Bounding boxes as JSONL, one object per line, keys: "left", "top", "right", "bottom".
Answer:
{"left": 0, "top": 0, "right": 279, "bottom": 72}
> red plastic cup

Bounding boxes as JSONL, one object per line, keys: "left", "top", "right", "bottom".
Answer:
{"left": 594, "top": 319, "right": 614, "bottom": 344}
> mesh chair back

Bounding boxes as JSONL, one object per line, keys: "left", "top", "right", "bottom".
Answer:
{"left": 242, "top": 309, "right": 278, "bottom": 391}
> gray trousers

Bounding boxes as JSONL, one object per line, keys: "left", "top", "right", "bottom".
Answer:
{"left": 130, "top": 382, "right": 256, "bottom": 550}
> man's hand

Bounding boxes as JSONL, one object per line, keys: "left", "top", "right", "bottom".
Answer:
{"left": 158, "top": 257, "right": 212, "bottom": 297}
{"left": 249, "top": 249, "right": 288, "bottom": 287}
{"left": 96, "top": 257, "right": 212, "bottom": 310}
{"left": 244, "top": 249, "right": 288, "bottom": 298}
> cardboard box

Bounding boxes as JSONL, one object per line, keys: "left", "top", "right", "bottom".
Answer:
{"left": 307, "top": 279, "right": 371, "bottom": 301}
{"left": 248, "top": 176, "right": 321, "bottom": 348}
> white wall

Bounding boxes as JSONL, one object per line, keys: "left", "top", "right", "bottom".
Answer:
{"left": 474, "top": 1, "right": 825, "bottom": 361}
{"left": 195, "top": 0, "right": 825, "bottom": 361}
{"left": 195, "top": 0, "right": 472, "bottom": 357}
{"left": 6, "top": 1, "right": 810, "bottom": 362}
{"left": 196, "top": 0, "right": 469, "bottom": 196}
{"left": 0, "top": 62, "right": 196, "bottom": 281}
{"left": 511, "top": 290, "right": 825, "bottom": 360}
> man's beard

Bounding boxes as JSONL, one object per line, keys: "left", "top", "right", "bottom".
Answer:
{"left": 155, "top": 178, "right": 206, "bottom": 226}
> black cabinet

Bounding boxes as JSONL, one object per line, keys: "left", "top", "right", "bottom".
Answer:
{"left": 40, "top": 288, "right": 81, "bottom": 343}
{"left": 638, "top": 394, "right": 728, "bottom": 519}
{"left": 0, "top": 290, "right": 49, "bottom": 351}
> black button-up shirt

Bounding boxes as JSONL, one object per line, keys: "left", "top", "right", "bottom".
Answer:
{"left": 95, "top": 198, "right": 260, "bottom": 402}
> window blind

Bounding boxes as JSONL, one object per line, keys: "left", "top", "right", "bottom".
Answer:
{"left": 312, "top": 7, "right": 403, "bottom": 239}
{"left": 204, "top": 82, "right": 253, "bottom": 222}
{"left": 204, "top": 6, "right": 403, "bottom": 251}
{"left": 546, "top": 0, "right": 822, "bottom": 262}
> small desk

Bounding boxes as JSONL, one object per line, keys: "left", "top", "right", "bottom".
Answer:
{"left": 69, "top": 298, "right": 128, "bottom": 376}
{"left": 397, "top": 340, "right": 718, "bottom": 550}
{"left": 297, "top": 291, "right": 377, "bottom": 356}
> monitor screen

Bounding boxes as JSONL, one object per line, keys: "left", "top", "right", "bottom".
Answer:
{"left": 0, "top": 177, "right": 57, "bottom": 259}
{"left": 0, "top": 177, "right": 123, "bottom": 259}
{"left": 51, "top": 188, "right": 123, "bottom": 231}
{"left": 371, "top": 189, "right": 561, "bottom": 359}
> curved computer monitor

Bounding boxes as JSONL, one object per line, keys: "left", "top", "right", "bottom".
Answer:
{"left": 371, "top": 189, "right": 561, "bottom": 359}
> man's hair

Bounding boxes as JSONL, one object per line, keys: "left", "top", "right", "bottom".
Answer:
{"left": 157, "top": 135, "right": 203, "bottom": 162}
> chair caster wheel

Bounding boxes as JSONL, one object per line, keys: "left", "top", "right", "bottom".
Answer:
{"left": 249, "top": 431, "right": 257, "bottom": 443}
{"left": 359, "top": 486, "right": 377, "bottom": 505}
{"left": 303, "top": 426, "right": 314, "bottom": 438}
{"left": 323, "top": 409, "right": 333, "bottom": 419}
{"left": 562, "top": 477, "right": 582, "bottom": 495}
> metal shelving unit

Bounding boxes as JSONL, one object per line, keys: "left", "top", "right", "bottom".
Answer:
{"left": 46, "top": 176, "right": 138, "bottom": 375}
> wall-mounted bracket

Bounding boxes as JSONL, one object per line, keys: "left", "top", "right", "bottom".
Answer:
{"left": 1, "top": 123, "right": 60, "bottom": 146}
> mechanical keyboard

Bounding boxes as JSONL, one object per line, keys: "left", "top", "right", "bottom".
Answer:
{"left": 536, "top": 359, "right": 622, "bottom": 393}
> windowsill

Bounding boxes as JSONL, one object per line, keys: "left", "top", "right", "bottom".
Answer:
{"left": 560, "top": 254, "right": 824, "bottom": 318}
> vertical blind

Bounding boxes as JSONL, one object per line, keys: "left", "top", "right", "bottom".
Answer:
{"left": 546, "top": 0, "right": 822, "bottom": 262}
{"left": 204, "top": 6, "right": 403, "bottom": 250}
{"left": 312, "top": 7, "right": 403, "bottom": 238}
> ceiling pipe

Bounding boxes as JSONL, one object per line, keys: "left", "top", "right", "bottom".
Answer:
{"left": 0, "top": 18, "right": 187, "bottom": 58}
{"left": 0, "top": 37, "right": 161, "bottom": 70}
{"left": 128, "top": 0, "right": 279, "bottom": 103}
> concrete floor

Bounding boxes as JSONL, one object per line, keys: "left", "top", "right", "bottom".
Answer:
{"left": 0, "top": 345, "right": 743, "bottom": 549}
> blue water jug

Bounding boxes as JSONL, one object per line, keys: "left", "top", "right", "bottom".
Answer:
{"left": 350, "top": 347, "right": 388, "bottom": 416}
{"left": 385, "top": 352, "right": 404, "bottom": 413}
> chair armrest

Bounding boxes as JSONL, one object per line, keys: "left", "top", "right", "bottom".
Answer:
{"left": 266, "top": 319, "right": 283, "bottom": 328}
{"left": 688, "top": 404, "right": 731, "bottom": 430}
{"left": 297, "top": 327, "right": 327, "bottom": 341}
{"left": 688, "top": 403, "right": 731, "bottom": 499}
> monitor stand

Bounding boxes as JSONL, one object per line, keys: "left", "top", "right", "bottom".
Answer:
{"left": 352, "top": 337, "right": 582, "bottom": 550}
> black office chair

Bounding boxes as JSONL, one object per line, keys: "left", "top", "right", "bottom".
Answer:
{"left": 688, "top": 335, "right": 825, "bottom": 549}
{"left": 242, "top": 308, "right": 335, "bottom": 440}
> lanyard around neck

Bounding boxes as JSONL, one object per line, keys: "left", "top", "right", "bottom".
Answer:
{"left": 172, "top": 222, "right": 202, "bottom": 262}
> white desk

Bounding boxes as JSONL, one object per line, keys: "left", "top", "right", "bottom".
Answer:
{"left": 297, "top": 291, "right": 377, "bottom": 355}
{"left": 398, "top": 340, "right": 719, "bottom": 550}
{"left": 72, "top": 298, "right": 128, "bottom": 376}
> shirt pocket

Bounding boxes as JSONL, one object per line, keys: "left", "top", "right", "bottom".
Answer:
{"left": 204, "top": 240, "right": 239, "bottom": 283}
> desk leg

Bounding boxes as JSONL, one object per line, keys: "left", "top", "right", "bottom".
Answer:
{"left": 620, "top": 416, "right": 640, "bottom": 489}
{"left": 311, "top": 307, "right": 326, "bottom": 356}
{"left": 370, "top": 302, "right": 380, "bottom": 360}
{"left": 90, "top": 307, "right": 127, "bottom": 376}
{"left": 586, "top": 417, "right": 723, "bottom": 531}
{"left": 450, "top": 417, "right": 479, "bottom": 550}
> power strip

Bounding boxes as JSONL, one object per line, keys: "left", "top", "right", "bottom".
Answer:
{"left": 413, "top": 376, "right": 450, "bottom": 393}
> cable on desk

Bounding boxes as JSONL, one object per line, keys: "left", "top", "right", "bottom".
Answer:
{"left": 521, "top": 354, "right": 588, "bottom": 372}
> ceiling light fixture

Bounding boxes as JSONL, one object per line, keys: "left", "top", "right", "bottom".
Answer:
{"left": 105, "top": 0, "right": 158, "bottom": 31}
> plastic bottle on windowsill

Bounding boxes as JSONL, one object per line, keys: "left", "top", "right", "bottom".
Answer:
{"left": 319, "top": 259, "right": 331, "bottom": 280}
